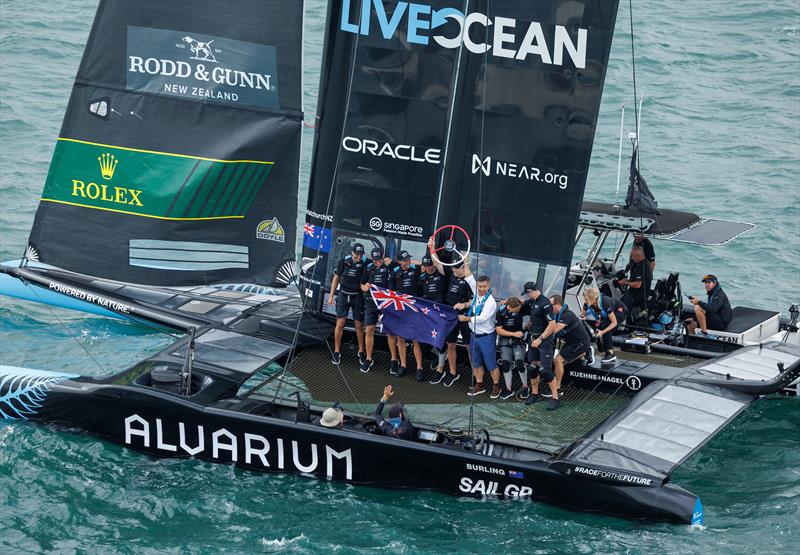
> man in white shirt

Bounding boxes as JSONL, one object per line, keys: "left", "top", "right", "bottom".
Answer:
{"left": 458, "top": 263, "right": 502, "bottom": 398}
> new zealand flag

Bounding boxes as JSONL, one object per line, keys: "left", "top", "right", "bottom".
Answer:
{"left": 369, "top": 285, "right": 458, "bottom": 350}
{"left": 302, "top": 222, "right": 332, "bottom": 253}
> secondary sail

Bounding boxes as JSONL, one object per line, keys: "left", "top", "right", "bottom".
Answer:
{"left": 25, "top": 0, "right": 304, "bottom": 286}
{"left": 302, "top": 0, "right": 619, "bottom": 301}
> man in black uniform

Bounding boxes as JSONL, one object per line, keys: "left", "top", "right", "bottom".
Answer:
{"left": 429, "top": 260, "right": 472, "bottom": 387}
{"left": 328, "top": 243, "right": 366, "bottom": 365}
{"left": 688, "top": 274, "right": 732, "bottom": 336}
{"left": 374, "top": 385, "right": 416, "bottom": 440}
{"left": 619, "top": 245, "right": 652, "bottom": 316}
{"left": 495, "top": 297, "right": 525, "bottom": 400}
{"left": 359, "top": 247, "right": 391, "bottom": 372}
{"left": 632, "top": 233, "right": 656, "bottom": 272}
{"left": 391, "top": 250, "right": 422, "bottom": 378}
{"left": 416, "top": 255, "right": 447, "bottom": 381}
{"left": 519, "top": 282, "right": 554, "bottom": 404}
{"left": 534, "top": 295, "right": 591, "bottom": 410}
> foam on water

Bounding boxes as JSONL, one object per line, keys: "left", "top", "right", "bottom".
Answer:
{"left": 1, "top": 0, "right": 798, "bottom": 552}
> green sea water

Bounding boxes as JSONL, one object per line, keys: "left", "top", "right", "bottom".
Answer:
{"left": 1, "top": 1, "right": 799, "bottom": 553}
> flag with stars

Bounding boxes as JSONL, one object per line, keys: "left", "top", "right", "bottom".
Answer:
{"left": 369, "top": 285, "right": 457, "bottom": 350}
{"left": 302, "top": 221, "right": 332, "bottom": 253}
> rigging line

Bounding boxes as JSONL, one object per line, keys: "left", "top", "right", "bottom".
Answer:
{"left": 469, "top": 0, "right": 491, "bottom": 439}
{"left": 24, "top": 280, "right": 110, "bottom": 376}
{"left": 629, "top": 0, "right": 639, "bottom": 158}
{"left": 266, "top": 20, "right": 367, "bottom": 408}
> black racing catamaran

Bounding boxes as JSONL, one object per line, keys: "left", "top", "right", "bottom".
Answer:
{"left": 1, "top": 0, "right": 799, "bottom": 526}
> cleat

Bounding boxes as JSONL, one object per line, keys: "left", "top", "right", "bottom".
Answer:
{"left": 525, "top": 393, "right": 542, "bottom": 406}
{"left": 444, "top": 373, "right": 460, "bottom": 387}
{"left": 546, "top": 399, "right": 562, "bottom": 411}
{"left": 358, "top": 351, "right": 367, "bottom": 365}
{"left": 396, "top": 366, "right": 408, "bottom": 378}
{"left": 416, "top": 368, "right": 425, "bottom": 382}
{"left": 517, "top": 387, "right": 530, "bottom": 400}
{"left": 499, "top": 388, "right": 514, "bottom": 400}
{"left": 429, "top": 372, "right": 446, "bottom": 385}
{"left": 467, "top": 382, "right": 486, "bottom": 396}
{"left": 331, "top": 352, "right": 341, "bottom": 365}
{"left": 490, "top": 384, "right": 503, "bottom": 399}
{"left": 389, "top": 360, "right": 399, "bottom": 375}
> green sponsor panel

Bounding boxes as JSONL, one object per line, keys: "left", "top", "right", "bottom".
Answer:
{"left": 40, "top": 139, "right": 272, "bottom": 220}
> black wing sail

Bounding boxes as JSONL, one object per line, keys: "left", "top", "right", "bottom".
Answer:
{"left": 435, "top": 0, "right": 619, "bottom": 295}
{"left": 26, "top": 0, "right": 304, "bottom": 286}
{"left": 302, "top": 0, "right": 619, "bottom": 301}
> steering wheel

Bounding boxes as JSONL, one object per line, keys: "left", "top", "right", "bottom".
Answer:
{"left": 429, "top": 225, "right": 471, "bottom": 267}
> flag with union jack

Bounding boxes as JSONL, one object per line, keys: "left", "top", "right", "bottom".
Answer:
{"left": 369, "top": 285, "right": 457, "bottom": 350}
{"left": 302, "top": 221, "right": 333, "bottom": 253}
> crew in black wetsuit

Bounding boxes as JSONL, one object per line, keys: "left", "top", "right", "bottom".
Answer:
{"left": 495, "top": 297, "right": 525, "bottom": 400}
{"left": 414, "top": 255, "right": 447, "bottom": 382}
{"left": 359, "top": 247, "right": 391, "bottom": 372}
{"left": 430, "top": 260, "right": 472, "bottom": 387}
{"left": 374, "top": 385, "right": 416, "bottom": 440}
{"left": 328, "top": 243, "right": 365, "bottom": 365}
{"left": 631, "top": 233, "right": 656, "bottom": 272}
{"left": 620, "top": 245, "right": 652, "bottom": 315}
{"left": 688, "top": 274, "right": 732, "bottom": 336}
{"left": 521, "top": 282, "right": 554, "bottom": 404}
{"left": 391, "top": 250, "right": 422, "bottom": 378}
{"left": 532, "top": 295, "right": 591, "bottom": 411}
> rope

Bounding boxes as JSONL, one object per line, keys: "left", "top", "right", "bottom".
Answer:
{"left": 23, "top": 280, "right": 110, "bottom": 376}
{"left": 249, "top": 5, "right": 367, "bottom": 413}
{"left": 468, "top": 0, "right": 491, "bottom": 438}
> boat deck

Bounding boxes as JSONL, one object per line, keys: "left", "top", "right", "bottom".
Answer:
{"left": 242, "top": 344, "right": 630, "bottom": 453}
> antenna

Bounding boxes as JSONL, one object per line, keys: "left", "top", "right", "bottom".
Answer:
{"left": 614, "top": 106, "right": 626, "bottom": 207}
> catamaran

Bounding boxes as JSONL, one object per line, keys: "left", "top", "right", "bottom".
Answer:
{"left": 1, "top": 0, "right": 798, "bottom": 526}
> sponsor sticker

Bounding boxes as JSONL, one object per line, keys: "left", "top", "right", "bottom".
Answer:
{"left": 256, "top": 218, "right": 286, "bottom": 242}
{"left": 126, "top": 26, "right": 279, "bottom": 109}
{"left": 369, "top": 216, "right": 424, "bottom": 238}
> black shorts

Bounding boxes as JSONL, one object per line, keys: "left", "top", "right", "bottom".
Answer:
{"left": 559, "top": 340, "right": 590, "bottom": 364}
{"left": 527, "top": 335, "right": 554, "bottom": 371}
{"left": 446, "top": 319, "right": 472, "bottom": 344}
{"left": 363, "top": 299, "right": 380, "bottom": 326}
{"left": 335, "top": 291, "right": 363, "bottom": 321}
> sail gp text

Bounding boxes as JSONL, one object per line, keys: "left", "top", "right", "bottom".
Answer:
{"left": 459, "top": 477, "right": 533, "bottom": 497}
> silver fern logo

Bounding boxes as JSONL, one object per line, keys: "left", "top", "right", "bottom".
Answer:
{"left": 0, "top": 367, "right": 78, "bottom": 420}
{"left": 24, "top": 244, "right": 39, "bottom": 261}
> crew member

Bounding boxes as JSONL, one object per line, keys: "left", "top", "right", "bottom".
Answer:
{"left": 495, "top": 297, "right": 524, "bottom": 400}
{"left": 417, "top": 254, "right": 447, "bottom": 382}
{"left": 459, "top": 269, "right": 502, "bottom": 398}
{"left": 619, "top": 245, "right": 652, "bottom": 315}
{"left": 391, "top": 250, "right": 422, "bottom": 378}
{"left": 429, "top": 260, "right": 472, "bottom": 388}
{"left": 374, "top": 385, "right": 416, "bottom": 440}
{"left": 688, "top": 274, "right": 732, "bottom": 336}
{"left": 582, "top": 287, "right": 627, "bottom": 364}
{"left": 360, "top": 247, "right": 391, "bottom": 372}
{"left": 534, "top": 295, "right": 591, "bottom": 410}
{"left": 631, "top": 232, "right": 656, "bottom": 272}
{"left": 327, "top": 243, "right": 366, "bottom": 365}
{"left": 518, "top": 282, "right": 553, "bottom": 405}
